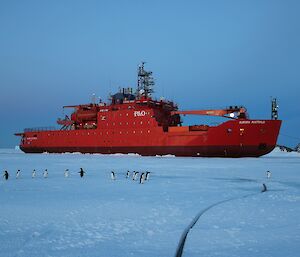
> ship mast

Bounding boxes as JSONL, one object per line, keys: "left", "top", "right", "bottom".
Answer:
{"left": 137, "top": 62, "right": 155, "bottom": 98}
{"left": 271, "top": 98, "right": 278, "bottom": 120}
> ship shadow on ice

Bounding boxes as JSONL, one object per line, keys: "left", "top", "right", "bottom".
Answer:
{"left": 277, "top": 181, "right": 300, "bottom": 190}
{"left": 234, "top": 186, "right": 285, "bottom": 192}
{"left": 209, "top": 177, "right": 259, "bottom": 183}
{"left": 209, "top": 177, "right": 289, "bottom": 192}
{"left": 266, "top": 189, "right": 286, "bottom": 192}
{"left": 156, "top": 175, "right": 192, "bottom": 180}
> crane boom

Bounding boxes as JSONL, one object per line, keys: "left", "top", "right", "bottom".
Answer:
{"left": 171, "top": 107, "right": 248, "bottom": 119}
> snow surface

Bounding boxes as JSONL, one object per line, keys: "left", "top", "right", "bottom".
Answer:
{"left": 0, "top": 148, "right": 299, "bottom": 257}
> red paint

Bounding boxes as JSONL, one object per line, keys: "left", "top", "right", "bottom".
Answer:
{"left": 15, "top": 64, "right": 281, "bottom": 157}
{"left": 16, "top": 99, "right": 281, "bottom": 157}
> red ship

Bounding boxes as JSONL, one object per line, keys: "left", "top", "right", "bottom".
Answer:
{"left": 15, "top": 63, "right": 281, "bottom": 157}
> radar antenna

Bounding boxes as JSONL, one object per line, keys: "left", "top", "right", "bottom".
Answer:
{"left": 137, "top": 62, "right": 154, "bottom": 98}
{"left": 271, "top": 98, "right": 278, "bottom": 120}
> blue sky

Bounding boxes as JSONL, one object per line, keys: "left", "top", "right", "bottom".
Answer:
{"left": 0, "top": 0, "right": 299, "bottom": 148}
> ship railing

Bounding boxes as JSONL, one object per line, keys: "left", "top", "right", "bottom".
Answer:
{"left": 24, "top": 126, "right": 57, "bottom": 132}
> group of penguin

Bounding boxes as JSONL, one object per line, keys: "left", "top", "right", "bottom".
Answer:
{"left": 2, "top": 168, "right": 150, "bottom": 184}
{"left": 2, "top": 169, "right": 269, "bottom": 190}
{"left": 1, "top": 168, "right": 85, "bottom": 180}
{"left": 110, "top": 170, "right": 150, "bottom": 184}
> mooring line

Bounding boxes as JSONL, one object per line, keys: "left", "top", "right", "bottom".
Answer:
{"left": 174, "top": 192, "right": 262, "bottom": 257}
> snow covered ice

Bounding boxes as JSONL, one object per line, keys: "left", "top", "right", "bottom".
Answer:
{"left": 0, "top": 148, "right": 299, "bottom": 257}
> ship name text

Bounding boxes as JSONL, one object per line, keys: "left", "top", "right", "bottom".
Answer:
{"left": 26, "top": 137, "right": 37, "bottom": 140}
{"left": 239, "top": 120, "right": 266, "bottom": 124}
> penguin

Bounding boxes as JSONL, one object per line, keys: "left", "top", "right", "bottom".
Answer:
{"left": 32, "top": 169, "right": 36, "bottom": 178}
{"left": 3, "top": 170, "right": 9, "bottom": 180}
{"left": 261, "top": 183, "right": 267, "bottom": 192}
{"left": 266, "top": 170, "right": 271, "bottom": 179}
{"left": 64, "top": 169, "right": 69, "bottom": 178}
{"left": 131, "top": 171, "right": 136, "bottom": 179}
{"left": 126, "top": 170, "right": 130, "bottom": 179}
{"left": 43, "top": 169, "right": 48, "bottom": 178}
{"left": 78, "top": 168, "right": 85, "bottom": 178}
{"left": 145, "top": 171, "right": 150, "bottom": 181}
{"left": 139, "top": 173, "right": 145, "bottom": 184}
{"left": 111, "top": 171, "right": 116, "bottom": 180}
{"left": 133, "top": 171, "right": 139, "bottom": 181}
{"left": 16, "top": 169, "right": 20, "bottom": 179}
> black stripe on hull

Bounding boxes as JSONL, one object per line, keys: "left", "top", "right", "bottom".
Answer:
{"left": 20, "top": 145, "right": 275, "bottom": 157}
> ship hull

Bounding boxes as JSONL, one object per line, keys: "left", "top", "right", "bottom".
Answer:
{"left": 20, "top": 145, "right": 275, "bottom": 157}
{"left": 18, "top": 119, "right": 282, "bottom": 157}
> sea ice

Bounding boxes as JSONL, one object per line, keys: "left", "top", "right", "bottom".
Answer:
{"left": 0, "top": 148, "right": 299, "bottom": 257}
